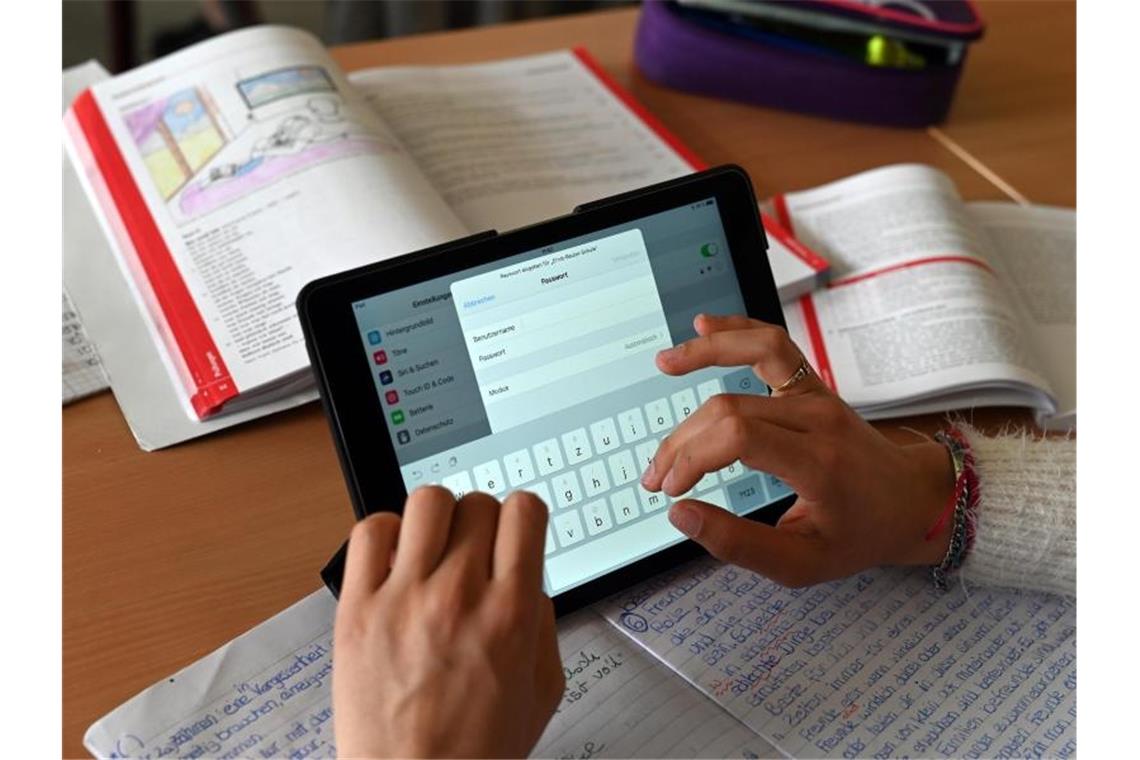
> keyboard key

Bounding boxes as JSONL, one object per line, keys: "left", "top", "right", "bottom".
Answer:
{"left": 701, "top": 488, "right": 729, "bottom": 511}
{"left": 670, "top": 388, "right": 699, "bottom": 422}
{"left": 607, "top": 449, "right": 638, "bottom": 486}
{"left": 552, "top": 471, "right": 583, "bottom": 509}
{"left": 645, "top": 397, "right": 674, "bottom": 433}
{"left": 719, "top": 460, "right": 745, "bottom": 483}
{"left": 553, "top": 510, "right": 585, "bottom": 547}
{"left": 561, "top": 428, "right": 593, "bottom": 465}
{"left": 473, "top": 460, "right": 506, "bottom": 495}
{"left": 765, "top": 472, "right": 794, "bottom": 500}
{"left": 697, "top": 377, "right": 724, "bottom": 404}
{"left": 441, "top": 470, "right": 474, "bottom": 499}
{"left": 580, "top": 460, "right": 610, "bottom": 497}
{"left": 533, "top": 438, "right": 564, "bottom": 476}
{"left": 611, "top": 488, "right": 640, "bottom": 524}
{"left": 589, "top": 417, "right": 620, "bottom": 454}
{"left": 724, "top": 367, "right": 767, "bottom": 395}
{"left": 546, "top": 525, "right": 557, "bottom": 555}
{"left": 545, "top": 510, "right": 677, "bottom": 590}
{"left": 726, "top": 474, "right": 764, "bottom": 515}
{"left": 634, "top": 439, "right": 658, "bottom": 475}
{"left": 583, "top": 499, "right": 614, "bottom": 535}
{"left": 695, "top": 470, "right": 719, "bottom": 492}
{"left": 638, "top": 486, "right": 669, "bottom": 513}
{"left": 528, "top": 481, "right": 553, "bottom": 512}
{"left": 617, "top": 407, "right": 648, "bottom": 443}
{"left": 504, "top": 448, "right": 536, "bottom": 487}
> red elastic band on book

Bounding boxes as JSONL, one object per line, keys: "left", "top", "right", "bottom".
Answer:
{"left": 71, "top": 89, "right": 237, "bottom": 418}
{"left": 797, "top": 294, "right": 836, "bottom": 392}
{"left": 829, "top": 255, "right": 994, "bottom": 289}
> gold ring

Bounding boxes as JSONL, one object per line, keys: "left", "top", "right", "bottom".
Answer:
{"left": 773, "top": 355, "right": 812, "bottom": 393}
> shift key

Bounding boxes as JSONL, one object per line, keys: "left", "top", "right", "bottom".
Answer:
{"left": 726, "top": 474, "right": 765, "bottom": 515}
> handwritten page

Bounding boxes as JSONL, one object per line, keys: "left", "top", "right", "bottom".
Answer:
{"left": 536, "top": 610, "right": 776, "bottom": 759}
{"left": 84, "top": 590, "right": 338, "bottom": 759}
{"left": 600, "top": 559, "right": 1076, "bottom": 759}
{"left": 63, "top": 62, "right": 112, "bottom": 405}
{"left": 63, "top": 289, "right": 109, "bottom": 404}
{"left": 85, "top": 591, "right": 778, "bottom": 759}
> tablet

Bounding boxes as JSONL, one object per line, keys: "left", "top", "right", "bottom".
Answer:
{"left": 299, "top": 165, "right": 796, "bottom": 614}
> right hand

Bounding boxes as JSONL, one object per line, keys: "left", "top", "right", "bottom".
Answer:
{"left": 640, "top": 314, "right": 956, "bottom": 587}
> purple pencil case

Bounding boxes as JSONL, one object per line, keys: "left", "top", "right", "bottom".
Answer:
{"left": 634, "top": 0, "right": 985, "bottom": 128}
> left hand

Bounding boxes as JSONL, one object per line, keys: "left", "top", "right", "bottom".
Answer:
{"left": 332, "top": 487, "right": 564, "bottom": 758}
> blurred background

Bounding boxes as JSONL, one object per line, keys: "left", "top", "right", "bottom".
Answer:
{"left": 63, "top": 0, "right": 631, "bottom": 72}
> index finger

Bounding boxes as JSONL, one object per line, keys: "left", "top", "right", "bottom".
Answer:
{"left": 657, "top": 320, "right": 821, "bottom": 394}
{"left": 390, "top": 485, "right": 457, "bottom": 581}
{"left": 491, "top": 491, "right": 548, "bottom": 592}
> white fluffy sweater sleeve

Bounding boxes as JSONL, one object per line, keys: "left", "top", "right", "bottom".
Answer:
{"left": 956, "top": 425, "right": 1076, "bottom": 597}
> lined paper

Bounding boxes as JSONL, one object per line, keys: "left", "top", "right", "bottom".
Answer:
{"left": 85, "top": 592, "right": 779, "bottom": 759}
{"left": 600, "top": 559, "right": 1076, "bottom": 759}
{"left": 536, "top": 611, "right": 776, "bottom": 758}
{"left": 63, "top": 289, "right": 109, "bottom": 404}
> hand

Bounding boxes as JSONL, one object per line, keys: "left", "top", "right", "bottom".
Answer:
{"left": 640, "top": 314, "right": 956, "bottom": 587}
{"left": 333, "top": 487, "right": 564, "bottom": 758}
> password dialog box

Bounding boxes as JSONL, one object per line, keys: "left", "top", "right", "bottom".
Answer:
{"left": 450, "top": 229, "right": 672, "bottom": 432}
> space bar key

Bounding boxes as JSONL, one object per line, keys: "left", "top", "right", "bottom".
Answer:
{"left": 545, "top": 510, "right": 681, "bottom": 591}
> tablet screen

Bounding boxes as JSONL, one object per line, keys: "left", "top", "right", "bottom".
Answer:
{"left": 351, "top": 198, "right": 792, "bottom": 595}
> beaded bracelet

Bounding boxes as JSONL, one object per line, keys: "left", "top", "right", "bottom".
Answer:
{"left": 926, "top": 427, "right": 979, "bottom": 590}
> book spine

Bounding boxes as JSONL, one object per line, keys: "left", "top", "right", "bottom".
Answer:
{"left": 71, "top": 90, "right": 238, "bottom": 419}
{"left": 771, "top": 196, "right": 837, "bottom": 389}
{"left": 760, "top": 211, "right": 830, "bottom": 273}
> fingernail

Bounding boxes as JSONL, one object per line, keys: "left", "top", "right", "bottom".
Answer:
{"left": 669, "top": 503, "right": 702, "bottom": 537}
{"left": 640, "top": 459, "right": 655, "bottom": 486}
{"left": 662, "top": 469, "right": 676, "bottom": 493}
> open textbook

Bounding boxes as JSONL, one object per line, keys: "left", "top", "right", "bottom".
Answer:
{"left": 773, "top": 165, "right": 1075, "bottom": 430}
{"left": 63, "top": 26, "right": 826, "bottom": 422}
{"left": 85, "top": 560, "right": 1074, "bottom": 759}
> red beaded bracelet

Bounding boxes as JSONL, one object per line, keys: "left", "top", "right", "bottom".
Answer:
{"left": 926, "top": 427, "right": 979, "bottom": 590}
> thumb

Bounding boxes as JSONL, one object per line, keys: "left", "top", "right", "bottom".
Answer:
{"left": 668, "top": 499, "right": 821, "bottom": 587}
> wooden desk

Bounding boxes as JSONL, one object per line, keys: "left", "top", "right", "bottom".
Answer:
{"left": 62, "top": 3, "right": 1074, "bottom": 756}
{"left": 939, "top": 1, "right": 1076, "bottom": 207}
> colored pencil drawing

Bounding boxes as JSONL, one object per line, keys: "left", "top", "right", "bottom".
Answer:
{"left": 237, "top": 65, "right": 336, "bottom": 109}
{"left": 177, "top": 96, "right": 393, "bottom": 219}
{"left": 126, "top": 88, "right": 227, "bottom": 200}
{"left": 125, "top": 69, "right": 397, "bottom": 223}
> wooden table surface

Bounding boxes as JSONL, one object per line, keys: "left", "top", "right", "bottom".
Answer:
{"left": 62, "top": 2, "right": 1075, "bottom": 756}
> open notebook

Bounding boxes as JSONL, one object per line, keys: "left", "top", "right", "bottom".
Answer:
{"left": 62, "top": 63, "right": 111, "bottom": 404}
{"left": 64, "top": 26, "right": 826, "bottom": 426}
{"left": 773, "top": 165, "right": 1075, "bottom": 430}
{"left": 85, "top": 560, "right": 1074, "bottom": 758}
